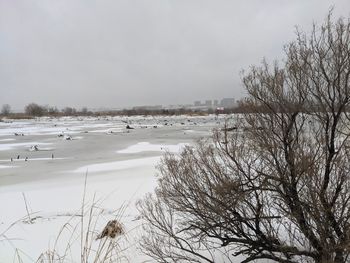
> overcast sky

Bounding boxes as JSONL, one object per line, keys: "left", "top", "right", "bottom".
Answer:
{"left": 0, "top": 0, "right": 349, "bottom": 110}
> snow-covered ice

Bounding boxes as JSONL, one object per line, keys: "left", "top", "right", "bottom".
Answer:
{"left": 72, "top": 156, "right": 161, "bottom": 173}
{"left": 0, "top": 142, "right": 52, "bottom": 151}
{"left": 0, "top": 115, "right": 223, "bottom": 262}
{"left": 117, "top": 141, "right": 189, "bottom": 154}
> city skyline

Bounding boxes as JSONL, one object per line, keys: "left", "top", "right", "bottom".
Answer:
{"left": 3, "top": 96, "right": 237, "bottom": 113}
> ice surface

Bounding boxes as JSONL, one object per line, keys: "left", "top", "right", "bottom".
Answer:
{"left": 0, "top": 165, "right": 13, "bottom": 169}
{"left": 73, "top": 156, "right": 161, "bottom": 173}
{"left": 0, "top": 115, "right": 225, "bottom": 262}
{"left": 0, "top": 138, "right": 15, "bottom": 142}
{"left": 117, "top": 142, "right": 188, "bottom": 154}
{"left": 0, "top": 142, "right": 52, "bottom": 151}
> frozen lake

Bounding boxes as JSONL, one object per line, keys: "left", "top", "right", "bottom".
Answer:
{"left": 0, "top": 115, "right": 225, "bottom": 262}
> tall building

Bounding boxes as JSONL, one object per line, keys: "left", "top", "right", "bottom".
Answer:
{"left": 221, "top": 98, "right": 236, "bottom": 108}
{"left": 205, "top": 100, "right": 212, "bottom": 107}
{"left": 194, "top": 101, "right": 201, "bottom": 106}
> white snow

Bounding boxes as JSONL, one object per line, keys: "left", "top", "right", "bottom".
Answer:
{"left": 0, "top": 156, "right": 159, "bottom": 262}
{"left": 0, "top": 165, "right": 13, "bottom": 169}
{"left": 89, "top": 128, "right": 123, "bottom": 133}
{"left": 0, "top": 157, "right": 67, "bottom": 162}
{"left": 0, "top": 142, "right": 53, "bottom": 151}
{"left": 72, "top": 156, "right": 161, "bottom": 173}
{"left": 117, "top": 142, "right": 188, "bottom": 154}
{"left": 0, "top": 138, "right": 15, "bottom": 142}
{"left": 0, "top": 115, "right": 223, "bottom": 262}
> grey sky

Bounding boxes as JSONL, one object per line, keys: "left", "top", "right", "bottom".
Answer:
{"left": 0, "top": 0, "right": 349, "bottom": 110}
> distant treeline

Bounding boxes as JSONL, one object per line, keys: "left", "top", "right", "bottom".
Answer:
{"left": 0, "top": 102, "right": 243, "bottom": 118}
{"left": 2, "top": 100, "right": 337, "bottom": 118}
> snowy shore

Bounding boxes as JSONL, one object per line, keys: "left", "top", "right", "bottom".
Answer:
{"left": 0, "top": 115, "right": 223, "bottom": 262}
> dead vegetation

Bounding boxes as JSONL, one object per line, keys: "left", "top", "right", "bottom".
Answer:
{"left": 138, "top": 12, "right": 350, "bottom": 263}
{"left": 3, "top": 175, "right": 130, "bottom": 263}
{"left": 35, "top": 175, "right": 129, "bottom": 263}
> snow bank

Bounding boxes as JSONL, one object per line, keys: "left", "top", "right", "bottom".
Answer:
{"left": 117, "top": 142, "right": 188, "bottom": 154}
{"left": 0, "top": 142, "right": 53, "bottom": 151}
{"left": 72, "top": 156, "right": 161, "bottom": 173}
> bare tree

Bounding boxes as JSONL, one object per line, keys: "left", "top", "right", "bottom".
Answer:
{"left": 24, "top": 103, "right": 46, "bottom": 116}
{"left": 81, "top": 107, "right": 88, "bottom": 115}
{"left": 1, "top": 104, "right": 11, "bottom": 116}
{"left": 47, "top": 106, "right": 59, "bottom": 115}
{"left": 62, "top": 107, "right": 77, "bottom": 116}
{"left": 138, "top": 13, "right": 350, "bottom": 263}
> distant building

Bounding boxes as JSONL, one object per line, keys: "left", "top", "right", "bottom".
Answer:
{"left": 192, "top": 98, "right": 237, "bottom": 109}
{"left": 194, "top": 101, "right": 201, "bottom": 106}
{"left": 205, "top": 100, "right": 212, "bottom": 107}
{"left": 132, "top": 105, "right": 163, "bottom": 111}
{"left": 221, "top": 98, "right": 236, "bottom": 108}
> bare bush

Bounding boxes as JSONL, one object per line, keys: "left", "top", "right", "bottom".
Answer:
{"left": 35, "top": 177, "right": 128, "bottom": 263}
{"left": 62, "top": 107, "right": 77, "bottom": 116}
{"left": 47, "top": 106, "right": 59, "bottom": 115}
{"left": 138, "top": 13, "right": 350, "bottom": 263}
{"left": 24, "top": 103, "right": 47, "bottom": 117}
{"left": 1, "top": 104, "right": 11, "bottom": 116}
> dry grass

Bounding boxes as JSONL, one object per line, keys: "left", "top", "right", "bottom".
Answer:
{"left": 35, "top": 203, "right": 127, "bottom": 263}
{"left": 36, "top": 174, "right": 129, "bottom": 263}
{"left": 5, "top": 173, "right": 134, "bottom": 263}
